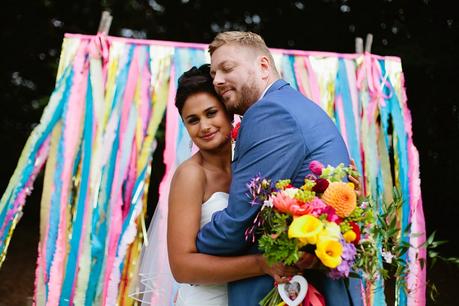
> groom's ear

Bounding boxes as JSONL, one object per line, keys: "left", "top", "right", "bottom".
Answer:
{"left": 258, "top": 55, "right": 270, "bottom": 79}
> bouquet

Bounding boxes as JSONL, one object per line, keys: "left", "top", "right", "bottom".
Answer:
{"left": 245, "top": 161, "right": 375, "bottom": 305}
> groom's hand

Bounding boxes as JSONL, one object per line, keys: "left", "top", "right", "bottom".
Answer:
{"left": 294, "top": 252, "right": 319, "bottom": 271}
{"left": 348, "top": 159, "right": 362, "bottom": 197}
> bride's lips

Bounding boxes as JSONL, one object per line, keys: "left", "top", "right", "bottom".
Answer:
{"left": 201, "top": 131, "right": 217, "bottom": 140}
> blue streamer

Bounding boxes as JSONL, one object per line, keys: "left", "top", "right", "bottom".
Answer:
{"left": 174, "top": 48, "right": 206, "bottom": 165}
{"left": 281, "top": 55, "right": 298, "bottom": 90}
{"left": 336, "top": 59, "right": 363, "bottom": 174}
{"left": 45, "top": 67, "right": 75, "bottom": 280}
{"left": 85, "top": 45, "right": 134, "bottom": 305}
{"left": 60, "top": 72, "right": 94, "bottom": 304}
{"left": 379, "top": 60, "right": 409, "bottom": 305}
{"left": 0, "top": 67, "right": 72, "bottom": 247}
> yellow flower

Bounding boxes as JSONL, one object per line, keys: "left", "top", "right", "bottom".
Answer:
{"left": 319, "top": 222, "right": 341, "bottom": 241}
{"left": 288, "top": 215, "right": 323, "bottom": 245}
{"left": 321, "top": 182, "right": 356, "bottom": 217}
{"left": 343, "top": 230, "right": 357, "bottom": 243}
{"left": 315, "top": 239, "right": 343, "bottom": 268}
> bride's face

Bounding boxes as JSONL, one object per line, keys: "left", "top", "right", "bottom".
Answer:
{"left": 181, "top": 92, "right": 232, "bottom": 151}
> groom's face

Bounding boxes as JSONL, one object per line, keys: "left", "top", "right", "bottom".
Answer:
{"left": 210, "top": 44, "right": 263, "bottom": 115}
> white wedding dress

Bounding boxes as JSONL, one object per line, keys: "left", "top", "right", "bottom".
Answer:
{"left": 132, "top": 192, "right": 229, "bottom": 305}
{"left": 175, "top": 192, "right": 229, "bottom": 306}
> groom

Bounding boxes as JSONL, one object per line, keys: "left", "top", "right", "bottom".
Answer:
{"left": 196, "top": 31, "right": 363, "bottom": 306}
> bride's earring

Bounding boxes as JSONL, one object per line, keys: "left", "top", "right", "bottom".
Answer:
{"left": 189, "top": 140, "right": 193, "bottom": 150}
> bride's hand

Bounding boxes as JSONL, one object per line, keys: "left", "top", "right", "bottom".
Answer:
{"left": 257, "top": 255, "right": 299, "bottom": 283}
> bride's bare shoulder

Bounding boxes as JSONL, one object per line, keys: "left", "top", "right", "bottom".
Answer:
{"left": 171, "top": 155, "right": 206, "bottom": 189}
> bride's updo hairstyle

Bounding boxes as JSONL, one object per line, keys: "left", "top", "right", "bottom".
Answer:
{"left": 175, "top": 64, "right": 224, "bottom": 115}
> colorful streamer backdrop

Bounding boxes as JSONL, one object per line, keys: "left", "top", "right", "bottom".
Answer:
{"left": 0, "top": 33, "right": 425, "bottom": 305}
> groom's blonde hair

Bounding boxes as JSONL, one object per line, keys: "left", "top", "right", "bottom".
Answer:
{"left": 209, "top": 31, "right": 279, "bottom": 75}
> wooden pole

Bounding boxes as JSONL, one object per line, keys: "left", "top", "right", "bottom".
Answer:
{"left": 355, "top": 37, "right": 364, "bottom": 54}
{"left": 365, "top": 33, "right": 373, "bottom": 53}
{"left": 97, "top": 11, "right": 113, "bottom": 35}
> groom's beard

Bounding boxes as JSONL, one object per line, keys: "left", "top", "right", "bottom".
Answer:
{"left": 225, "top": 81, "right": 260, "bottom": 116}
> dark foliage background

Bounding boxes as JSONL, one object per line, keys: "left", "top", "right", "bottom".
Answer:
{"left": 0, "top": 0, "right": 457, "bottom": 305}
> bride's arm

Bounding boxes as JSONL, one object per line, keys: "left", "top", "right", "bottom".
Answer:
{"left": 167, "top": 163, "right": 286, "bottom": 285}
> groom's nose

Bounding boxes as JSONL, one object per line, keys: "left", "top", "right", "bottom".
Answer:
{"left": 213, "top": 70, "right": 225, "bottom": 87}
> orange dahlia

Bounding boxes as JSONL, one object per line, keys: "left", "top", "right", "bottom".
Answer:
{"left": 321, "top": 182, "right": 356, "bottom": 217}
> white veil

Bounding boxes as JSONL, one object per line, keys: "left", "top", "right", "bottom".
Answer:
{"left": 129, "top": 174, "right": 178, "bottom": 305}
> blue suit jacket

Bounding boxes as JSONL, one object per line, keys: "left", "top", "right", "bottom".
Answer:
{"left": 196, "top": 80, "right": 363, "bottom": 306}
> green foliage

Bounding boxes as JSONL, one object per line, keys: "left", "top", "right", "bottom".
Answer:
{"left": 320, "top": 163, "right": 348, "bottom": 182}
{"left": 355, "top": 189, "right": 410, "bottom": 287}
{"left": 423, "top": 231, "right": 459, "bottom": 269}
{"left": 275, "top": 179, "right": 291, "bottom": 190}
{"left": 257, "top": 209, "right": 300, "bottom": 265}
{"left": 358, "top": 188, "right": 459, "bottom": 303}
{"left": 301, "top": 179, "right": 316, "bottom": 191}
{"left": 340, "top": 199, "right": 374, "bottom": 233}
{"left": 294, "top": 189, "right": 315, "bottom": 203}
{"left": 259, "top": 232, "right": 300, "bottom": 266}
{"left": 258, "top": 287, "right": 283, "bottom": 306}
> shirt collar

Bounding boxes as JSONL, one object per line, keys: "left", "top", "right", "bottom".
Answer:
{"left": 257, "top": 81, "right": 276, "bottom": 102}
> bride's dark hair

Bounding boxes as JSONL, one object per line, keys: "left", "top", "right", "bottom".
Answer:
{"left": 175, "top": 64, "right": 223, "bottom": 115}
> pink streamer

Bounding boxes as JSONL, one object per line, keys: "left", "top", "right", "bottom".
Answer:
{"left": 123, "top": 145, "right": 138, "bottom": 219}
{"left": 27, "top": 139, "right": 52, "bottom": 303}
{"left": 161, "top": 64, "right": 178, "bottom": 183}
{"left": 335, "top": 95, "right": 349, "bottom": 148}
{"left": 34, "top": 243, "right": 43, "bottom": 303}
{"left": 140, "top": 53, "right": 152, "bottom": 137}
{"left": 47, "top": 41, "right": 88, "bottom": 306}
{"left": 344, "top": 59, "right": 360, "bottom": 126}
{"left": 401, "top": 88, "right": 424, "bottom": 303}
{"left": 0, "top": 138, "right": 50, "bottom": 239}
{"left": 303, "top": 57, "right": 321, "bottom": 104}
{"left": 102, "top": 47, "right": 141, "bottom": 305}
{"left": 407, "top": 139, "right": 426, "bottom": 304}
{"left": 293, "top": 58, "right": 310, "bottom": 100}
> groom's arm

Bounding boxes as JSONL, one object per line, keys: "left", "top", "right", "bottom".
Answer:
{"left": 196, "top": 101, "right": 306, "bottom": 255}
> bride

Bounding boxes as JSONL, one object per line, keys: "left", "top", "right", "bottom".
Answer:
{"left": 134, "top": 65, "right": 293, "bottom": 305}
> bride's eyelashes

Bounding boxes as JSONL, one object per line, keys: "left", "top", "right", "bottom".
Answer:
{"left": 186, "top": 116, "right": 199, "bottom": 125}
{"left": 186, "top": 108, "right": 219, "bottom": 125}
{"left": 206, "top": 109, "right": 218, "bottom": 118}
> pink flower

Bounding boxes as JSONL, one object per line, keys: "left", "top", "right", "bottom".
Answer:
{"left": 323, "top": 206, "right": 341, "bottom": 223}
{"left": 272, "top": 191, "right": 313, "bottom": 216}
{"left": 309, "top": 160, "right": 324, "bottom": 175}
{"left": 290, "top": 204, "right": 314, "bottom": 216}
{"left": 308, "top": 198, "right": 340, "bottom": 222}
{"left": 308, "top": 197, "right": 327, "bottom": 216}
